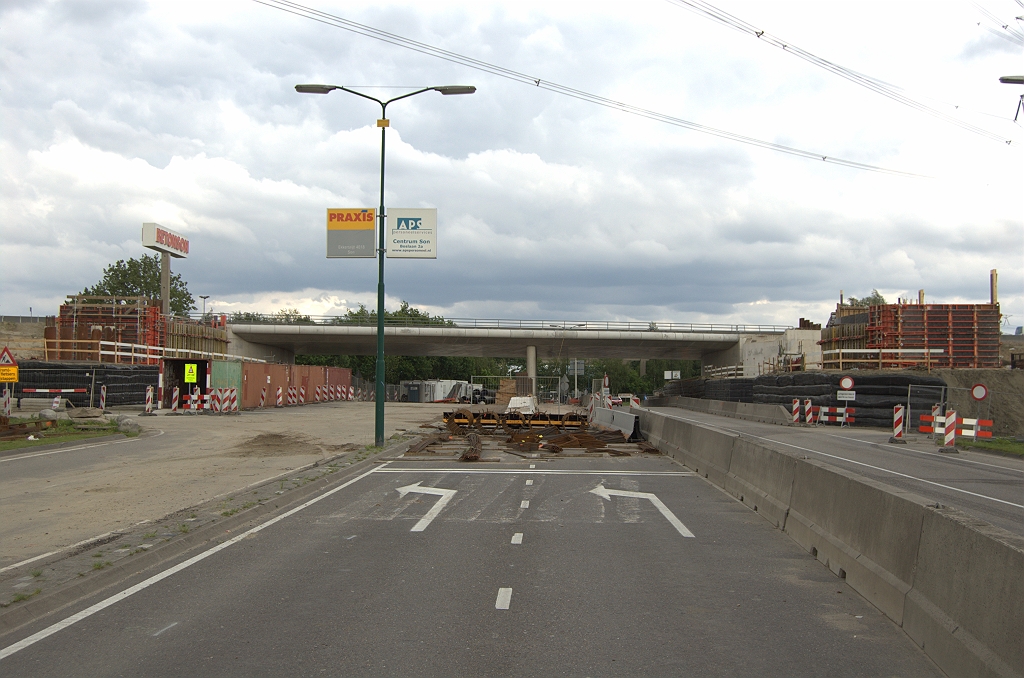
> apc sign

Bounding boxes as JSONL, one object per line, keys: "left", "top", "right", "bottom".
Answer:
{"left": 386, "top": 208, "right": 436, "bottom": 259}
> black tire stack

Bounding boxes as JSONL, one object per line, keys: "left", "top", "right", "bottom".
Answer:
{"left": 752, "top": 373, "right": 946, "bottom": 428}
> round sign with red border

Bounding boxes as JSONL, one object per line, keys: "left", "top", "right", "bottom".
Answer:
{"left": 839, "top": 376, "right": 855, "bottom": 390}
{"left": 970, "top": 383, "right": 988, "bottom": 401}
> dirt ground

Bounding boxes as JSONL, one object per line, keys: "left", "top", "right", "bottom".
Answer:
{"left": 0, "top": 402, "right": 451, "bottom": 566}
{"left": 934, "top": 369, "right": 1024, "bottom": 436}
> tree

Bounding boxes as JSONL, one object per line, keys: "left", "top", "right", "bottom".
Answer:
{"left": 847, "top": 289, "right": 887, "bottom": 307}
{"left": 82, "top": 254, "right": 195, "bottom": 316}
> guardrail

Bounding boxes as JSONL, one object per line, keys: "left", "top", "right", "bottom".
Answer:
{"left": 5, "top": 338, "right": 265, "bottom": 364}
{"left": 219, "top": 316, "right": 792, "bottom": 334}
{"left": 821, "top": 348, "right": 944, "bottom": 370}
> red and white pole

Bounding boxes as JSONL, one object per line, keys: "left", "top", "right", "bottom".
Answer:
{"left": 791, "top": 399, "right": 800, "bottom": 424}
{"left": 99, "top": 385, "right": 107, "bottom": 411}
{"left": 145, "top": 386, "right": 153, "bottom": 414}
{"left": 943, "top": 410, "right": 957, "bottom": 448}
{"left": 892, "top": 405, "right": 905, "bottom": 439}
{"left": 276, "top": 386, "right": 284, "bottom": 408}
{"left": 259, "top": 386, "right": 267, "bottom": 408}
{"left": 2, "top": 387, "right": 10, "bottom": 418}
{"left": 171, "top": 386, "right": 179, "bottom": 413}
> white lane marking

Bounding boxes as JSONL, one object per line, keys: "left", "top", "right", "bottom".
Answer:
{"left": 0, "top": 431, "right": 161, "bottom": 464}
{"left": 152, "top": 622, "right": 178, "bottom": 637}
{"left": 529, "top": 464, "right": 536, "bottom": 468}
{"left": 520, "top": 500, "right": 529, "bottom": 509}
{"left": 376, "top": 469, "right": 693, "bottom": 476}
{"left": 657, "top": 411, "right": 1024, "bottom": 510}
{"left": 590, "top": 484, "right": 695, "bottom": 537}
{"left": 525, "top": 479, "right": 534, "bottom": 485}
{"left": 495, "top": 588, "right": 513, "bottom": 610}
{"left": 822, "top": 432, "right": 1024, "bottom": 475}
{"left": 511, "top": 533, "right": 523, "bottom": 544}
{"left": 395, "top": 482, "right": 457, "bottom": 532}
{"left": 0, "top": 462, "right": 390, "bottom": 661}
{"left": 0, "top": 551, "right": 58, "bottom": 575}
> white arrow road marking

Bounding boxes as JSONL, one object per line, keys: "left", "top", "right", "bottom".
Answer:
{"left": 396, "top": 482, "right": 458, "bottom": 532}
{"left": 589, "top": 484, "right": 695, "bottom": 538}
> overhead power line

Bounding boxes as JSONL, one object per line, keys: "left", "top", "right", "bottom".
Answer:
{"left": 253, "top": 0, "right": 927, "bottom": 177}
{"left": 664, "top": 0, "right": 1013, "bottom": 144}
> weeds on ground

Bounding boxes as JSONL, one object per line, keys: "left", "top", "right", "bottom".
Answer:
{"left": 964, "top": 438, "right": 1024, "bottom": 457}
{"left": 2, "top": 588, "right": 42, "bottom": 607}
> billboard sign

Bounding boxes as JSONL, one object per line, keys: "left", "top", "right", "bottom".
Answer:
{"left": 142, "top": 223, "right": 189, "bottom": 258}
{"left": 327, "top": 209, "right": 376, "bottom": 258}
{"left": 386, "top": 208, "right": 436, "bottom": 258}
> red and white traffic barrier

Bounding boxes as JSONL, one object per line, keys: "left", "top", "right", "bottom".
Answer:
{"left": 943, "top": 410, "right": 957, "bottom": 447}
{"left": 98, "top": 385, "right": 107, "bottom": 411}
{"left": 819, "top": 406, "right": 855, "bottom": 425}
{"left": 171, "top": 386, "right": 180, "bottom": 413}
{"left": 22, "top": 388, "right": 87, "bottom": 394}
{"left": 921, "top": 413, "right": 993, "bottom": 441}
{"left": 2, "top": 387, "right": 10, "bottom": 418}
{"left": 314, "top": 385, "right": 321, "bottom": 403}
{"left": 51, "top": 396, "right": 61, "bottom": 409}
{"left": 957, "top": 417, "right": 993, "bottom": 440}
{"left": 220, "top": 388, "right": 238, "bottom": 412}
{"left": 892, "top": 405, "right": 905, "bottom": 439}
{"left": 358, "top": 387, "right": 364, "bottom": 401}
{"left": 803, "top": 399, "right": 818, "bottom": 425}
{"left": 298, "top": 385, "right": 306, "bottom": 404}
{"left": 259, "top": 386, "right": 267, "bottom": 408}
{"left": 145, "top": 386, "right": 154, "bottom": 414}
{"left": 209, "top": 389, "right": 223, "bottom": 413}
{"left": 276, "top": 386, "right": 283, "bottom": 408}
{"left": 791, "top": 399, "right": 800, "bottom": 424}
{"left": 287, "top": 386, "right": 297, "bottom": 406}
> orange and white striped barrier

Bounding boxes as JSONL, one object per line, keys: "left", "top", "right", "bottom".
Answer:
{"left": 171, "top": 386, "right": 180, "bottom": 413}
{"left": 145, "top": 386, "right": 153, "bottom": 414}
{"left": 348, "top": 386, "right": 355, "bottom": 401}
{"left": 219, "top": 388, "right": 238, "bottom": 413}
{"left": 2, "top": 387, "right": 10, "bottom": 418}
{"left": 259, "top": 386, "right": 267, "bottom": 408}
{"left": 791, "top": 399, "right": 800, "bottom": 424}
{"left": 921, "top": 413, "right": 992, "bottom": 441}
{"left": 276, "top": 386, "right": 284, "bottom": 408}
{"left": 209, "top": 389, "right": 222, "bottom": 412}
{"left": 298, "top": 386, "right": 306, "bottom": 404}
{"left": 98, "top": 385, "right": 107, "bottom": 411}
{"left": 287, "top": 386, "right": 297, "bottom": 406}
{"left": 314, "top": 386, "right": 321, "bottom": 403}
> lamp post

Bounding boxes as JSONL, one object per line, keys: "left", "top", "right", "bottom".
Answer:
{"left": 295, "top": 83, "right": 476, "bottom": 446}
{"left": 999, "top": 75, "right": 1024, "bottom": 121}
{"left": 199, "top": 295, "right": 210, "bottom": 319}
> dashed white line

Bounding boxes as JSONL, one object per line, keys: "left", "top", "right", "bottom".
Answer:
{"left": 529, "top": 464, "right": 536, "bottom": 469}
{"left": 0, "top": 430, "right": 161, "bottom": 464}
{"left": 152, "top": 622, "right": 178, "bottom": 637}
{"left": 511, "top": 533, "right": 523, "bottom": 544}
{"left": 525, "top": 479, "right": 534, "bottom": 485}
{"left": 495, "top": 587, "right": 513, "bottom": 610}
{"left": 520, "top": 500, "right": 530, "bottom": 509}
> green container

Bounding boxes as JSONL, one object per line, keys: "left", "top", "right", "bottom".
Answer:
{"left": 211, "top": 360, "right": 243, "bottom": 394}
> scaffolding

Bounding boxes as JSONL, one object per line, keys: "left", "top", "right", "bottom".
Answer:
{"left": 821, "top": 302, "right": 1001, "bottom": 370}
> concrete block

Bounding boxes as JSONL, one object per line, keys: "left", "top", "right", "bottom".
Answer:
{"left": 784, "top": 459, "right": 928, "bottom": 624}
{"left": 722, "top": 439, "right": 797, "bottom": 529}
{"left": 903, "top": 508, "right": 1024, "bottom": 678}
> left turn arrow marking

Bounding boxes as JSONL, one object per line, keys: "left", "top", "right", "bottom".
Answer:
{"left": 396, "top": 482, "right": 458, "bottom": 532}
{"left": 590, "top": 484, "right": 695, "bottom": 538}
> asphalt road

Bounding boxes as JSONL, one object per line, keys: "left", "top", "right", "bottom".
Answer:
{"left": 648, "top": 406, "right": 1024, "bottom": 536}
{"left": 1, "top": 456, "right": 942, "bottom": 677}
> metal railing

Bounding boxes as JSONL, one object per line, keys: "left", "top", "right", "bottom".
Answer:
{"left": 218, "top": 315, "right": 792, "bottom": 334}
{"left": 5, "top": 338, "right": 265, "bottom": 364}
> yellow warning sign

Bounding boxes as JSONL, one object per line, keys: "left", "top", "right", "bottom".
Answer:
{"left": 184, "top": 363, "right": 198, "bottom": 383}
{"left": 0, "top": 366, "right": 17, "bottom": 383}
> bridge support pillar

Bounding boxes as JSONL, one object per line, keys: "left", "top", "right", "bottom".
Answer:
{"left": 526, "top": 345, "right": 537, "bottom": 397}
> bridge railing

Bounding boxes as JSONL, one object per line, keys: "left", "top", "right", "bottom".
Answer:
{"left": 216, "top": 316, "right": 791, "bottom": 334}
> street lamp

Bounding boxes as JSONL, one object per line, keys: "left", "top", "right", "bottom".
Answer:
{"left": 999, "top": 75, "right": 1024, "bottom": 121}
{"left": 296, "top": 83, "right": 476, "bottom": 446}
{"left": 199, "top": 295, "right": 210, "bottom": 319}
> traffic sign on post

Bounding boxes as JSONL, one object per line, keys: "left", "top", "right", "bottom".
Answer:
{"left": 839, "top": 376, "right": 855, "bottom": 390}
{"left": 970, "top": 383, "right": 988, "bottom": 401}
{"left": 0, "top": 347, "right": 18, "bottom": 383}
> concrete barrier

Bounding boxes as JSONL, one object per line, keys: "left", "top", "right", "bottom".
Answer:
{"left": 637, "top": 408, "right": 1024, "bottom": 678}
{"left": 646, "top": 395, "right": 793, "bottom": 426}
{"left": 590, "top": 407, "right": 640, "bottom": 439}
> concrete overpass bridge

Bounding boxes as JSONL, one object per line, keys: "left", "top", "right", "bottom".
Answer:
{"left": 226, "top": 318, "right": 799, "bottom": 377}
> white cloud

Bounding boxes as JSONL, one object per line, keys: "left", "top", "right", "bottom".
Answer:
{"left": 1, "top": 0, "right": 1021, "bottom": 329}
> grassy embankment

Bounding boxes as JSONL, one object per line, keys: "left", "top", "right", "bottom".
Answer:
{"left": 962, "top": 438, "right": 1024, "bottom": 458}
{"left": 0, "top": 417, "right": 134, "bottom": 453}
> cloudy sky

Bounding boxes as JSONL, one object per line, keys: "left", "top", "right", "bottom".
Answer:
{"left": 2, "top": 0, "right": 1022, "bottom": 329}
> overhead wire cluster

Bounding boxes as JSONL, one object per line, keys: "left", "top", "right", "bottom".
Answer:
{"left": 971, "top": 0, "right": 1024, "bottom": 46}
{"left": 254, "top": 0, "right": 927, "bottom": 177}
{"left": 663, "top": 0, "right": 1013, "bottom": 144}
